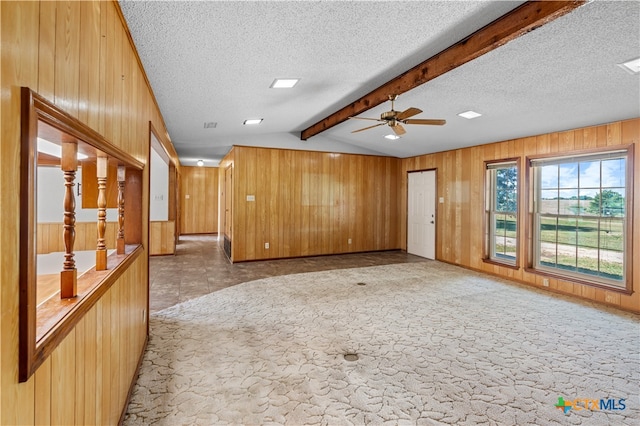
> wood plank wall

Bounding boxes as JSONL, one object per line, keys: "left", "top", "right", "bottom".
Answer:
{"left": 150, "top": 221, "right": 175, "bottom": 255}
{"left": 224, "top": 146, "right": 401, "bottom": 262}
{"left": 1, "top": 1, "right": 177, "bottom": 423}
{"left": 33, "top": 255, "right": 147, "bottom": 425}
{"left": 180, "top": 166, "right": 219, "bottom": 234}
{"left": 37, "top": 222, "right": 119, "bottom": 254}
{"left": 219, "top": 150, "right": 235, "bottom": 244}
{"left": 401, "top": 118, "right": 640, "bottom": 313}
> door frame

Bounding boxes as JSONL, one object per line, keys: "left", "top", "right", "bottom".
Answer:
{"left": 222, "top": 164, "right": 233, "bottom": 260}
{"left": 406, "top": 168, "right": 438, "bottom": 259}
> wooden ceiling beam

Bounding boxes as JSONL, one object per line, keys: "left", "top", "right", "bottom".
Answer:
{"left": 300, "top": 0, "right": 586, "bottom": 141}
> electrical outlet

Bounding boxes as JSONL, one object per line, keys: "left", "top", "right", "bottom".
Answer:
{"left": 264, "top": 242, "right": 269, "bottom": 249}
{"left": 348, "top": 238, "right": 352, "bottom": 245}
{"left": 542, "top": 278, "right": 549, "bottom": 287}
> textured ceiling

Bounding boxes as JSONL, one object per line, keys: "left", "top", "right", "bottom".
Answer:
{"left": 119, "top": 1, "right": 640, "bottom": 166}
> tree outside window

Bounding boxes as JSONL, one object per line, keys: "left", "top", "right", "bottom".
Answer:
{"left": 486, "top": 161, "right": 518, "bottom": 265}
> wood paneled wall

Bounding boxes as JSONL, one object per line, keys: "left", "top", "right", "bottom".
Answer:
{"left": 37, "top": 222, "right": 119, "bottom": 254}
{"left": 1, "top": 1, "right": 175, "bottom": 423}
{"left": 150, "top": 221, "right": 175, "bottom": 255}
{"left": 33, "top": 255, "right": 147, "bottom": 425}
{"left": 223, "top": 146, "right": 401, "bottom": 262}
{"left": 180, "top": 166, "right": 219, "bottom": 234}
{"left": 401, "top": 118, "right": 640, "bottom": 313}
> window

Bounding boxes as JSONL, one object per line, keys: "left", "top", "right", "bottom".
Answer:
{"left": 20, "top": 87, "right": 144, "bottom": 382}
{"left": 530, "top": 148, "right": 632, "bottom": 291}
{"left": 485, "top": 160, "right": 518, "bottom": 266}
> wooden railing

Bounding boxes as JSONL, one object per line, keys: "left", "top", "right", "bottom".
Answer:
{"left": 60, "top": 142, "right": 78, "bottom": 298}
{"left": 48, "top": 145, "right": 128, "bottom": 298}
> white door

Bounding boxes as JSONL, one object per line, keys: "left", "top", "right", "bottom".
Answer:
{"left": 407, "top": 170, "right": 436, "bottom": 259}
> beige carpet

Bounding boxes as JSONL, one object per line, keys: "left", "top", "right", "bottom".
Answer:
{"left": 124, "top": 262, "right": 639, "bottom": 425}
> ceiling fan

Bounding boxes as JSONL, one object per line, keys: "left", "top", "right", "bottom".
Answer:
{"left": 349, "top": 94, "right": 446, "bottom": 136}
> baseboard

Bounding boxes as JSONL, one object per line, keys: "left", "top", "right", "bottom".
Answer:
{"left": 118, "top": 334, "right": 149, "bottom": 425}
{"left": 437, "top": 258, "right": 639, "bottom": 315}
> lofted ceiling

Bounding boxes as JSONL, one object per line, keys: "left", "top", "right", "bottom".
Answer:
{"left": 119, "top": 1, "right": 640, "bottom": 167}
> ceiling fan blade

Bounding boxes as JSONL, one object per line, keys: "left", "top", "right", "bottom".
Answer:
{"left": 348, "top": 116, "right": 383, "bottom": 122}
{"left": 396, "top": 107, "right": 422, "bottom": 121}
{"left": 351, "top": 122, "right": 386, "bottom": 133}
{"left": 403, "top": 119, "right": 446, "bottom": 126}
{"left": 391, "top": 123, "right": 406, "bottom": 136}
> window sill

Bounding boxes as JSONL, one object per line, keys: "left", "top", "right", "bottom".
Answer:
{"left": 524, "top": 267, "right": 633, "bottom": 295}
{"left": 482, "top": 258, "right": 519, "bottom": 270}
{"left": 26, "top": 245, "right": 143, "bottom": 380}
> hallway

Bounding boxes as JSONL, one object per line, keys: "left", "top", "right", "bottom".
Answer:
{"left": 149, "top": 235, "right": 427, "bottom": 312}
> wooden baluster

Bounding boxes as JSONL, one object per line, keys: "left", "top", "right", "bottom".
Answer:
{"left": 116, "top": 165, "right": 126, "bottom": 254}
{"left": 96, "top": 156, "right": 108, "bottom": 270}
{"left": 60, "top": 142, "right": 78, "bottom": 298}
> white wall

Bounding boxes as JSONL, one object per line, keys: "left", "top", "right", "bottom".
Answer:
{"left": 37, "top": 166, "right": 118, "bottom": 222}
{"left": 149, "top": 146, "right": 169, "bottom": 221}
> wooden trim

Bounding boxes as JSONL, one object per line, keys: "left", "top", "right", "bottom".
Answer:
{"left": 482, "top": 258, "right": 519, "bottom": 270}
{"left": 300, "top": 1, "right": 586, "bottom": 140}
{"left": 523, "top": 266, "right": 633, "bottom": 295}
{"left": 30, "top": 89, "right": 143, "bottom": 170}
{"left": 482, "top": 157, "right": 521, "bottom": 268}
{"left": 625, "top": 143, "right": 634, "bottom": 293}
{"left": 231, "top": 144, "right": 397, "bottom": 159}
{"left": 146, "top": 123, "right": 152, "bottom": 340}
{"left": 525, "top": 143, "right": 632, "bottom": 162}
{"left": 19, "top": 86, "right": 146, "bottom": 382}
{"left": 405, "top": 168, "right": 438, "bottom": 257}
{"left": 149, "top": 121, "right": 177, "bottom": 257}
{"left": 149, "top": 121, "right": 173, "bottom": 165}
{"left": 25, "top": 246, "right": 143, "bottom": 382}
{"left": 118, "top": 334, "right": 149, "bottom": 426}
{"left": 230, "top": 248, "right": 404, "bottom": 264}
{"left": 19, "top": 87, "right": 39, "bottom": 382}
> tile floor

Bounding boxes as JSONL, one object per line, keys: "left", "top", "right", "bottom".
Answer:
{"left": 149, "top": 234, "right": 427, "bottom": 312}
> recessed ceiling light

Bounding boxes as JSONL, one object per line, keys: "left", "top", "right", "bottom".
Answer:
{"left": 243, "top": 119, "right": 263, "bottom": 125}
{"left": 37, "top": 138, "right": 88, "bottom": 160}
{"left": 458, "top": 110, "right": 482, "bottom": 119}
{"left": 270, "top": 78, "right": 300, "bottom": 89}
{"left": 203, "top": 122, "right": 217, "bottom": 129}
{"left": 384, "top": 134, "right": 401, "bottom": 140}
{"left": 197, "top": 160, "right": 204, "bottom": 167}
{"left": 617, "top": 57, "right": 640, "bottom": 75}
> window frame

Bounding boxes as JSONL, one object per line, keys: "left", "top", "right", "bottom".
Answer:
{"left": 19, "top": 87, "right": 145, "bottom": 382}
{"left": 483, "top": 158, "right": 520, "bottom": 268}
{"left": 525, "top": 145, "right": 634, "bottom": 294}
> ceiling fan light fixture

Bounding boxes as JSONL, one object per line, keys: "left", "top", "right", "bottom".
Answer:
{"left": 270, "top": 78, "right": 300, "bottom": 89}
{"left": 197, "top": 160, "right": 204, "bottom": 167}
{"left": 243, "top": 118, "right": 263, "bottom": 125}
{"left": 384, "top": 134, "right": 401, "bottom": 140}
{"left": 616, "top": 57, "right": 640, "bottom": 75}
{"left": 458, "top": 110, "right": 482, "bottom": 120}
